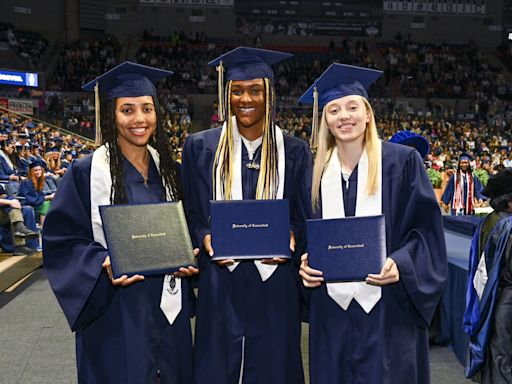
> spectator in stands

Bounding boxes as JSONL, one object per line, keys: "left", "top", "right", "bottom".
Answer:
{"left": 0, "top": 139, "right": 24, "bottom": 181}
{"left": 18, "top": 160, "right": 53, "bottom": 226}
{"left": 464, "top": 169, "right": 512, "bottom": 383}
{"left": 44, "top": 147, "right": 65, "bottom": 177}
{"left": 0, "top": 183, "right": 38, "bottom": 255}
{"left": 441, "top": 153, "right": 485, "bottom": 215}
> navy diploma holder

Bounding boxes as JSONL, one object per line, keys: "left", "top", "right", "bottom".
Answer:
{"left": 210, "top": 199, "right": 291, "bottom": 260}
{"left": 306, "top": 214, "right": 386, "bottom": 282}
{"left": 99, "top": 201, "right": 196, "bottom": 278}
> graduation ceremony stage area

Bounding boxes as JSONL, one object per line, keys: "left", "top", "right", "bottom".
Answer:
{"left": 1, "top": 259, "right": 471, "bottom": 384}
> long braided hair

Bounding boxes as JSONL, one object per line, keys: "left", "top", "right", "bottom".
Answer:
{"left": 212, "top": 78, "right": 279, "bottom": 200}
{"left": 100, "top": 96, "right": 182, "bottom": 204}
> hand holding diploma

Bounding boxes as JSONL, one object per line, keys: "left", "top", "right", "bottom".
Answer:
{"left": 299, "top": 253, "right": 324, "bottom": 287}
{"left": 103, "top": 255, "right": 145, "bottom": 286}
{"left": 204, "top": 233, "right": 236, "bottom": 266}
{"left": 173, "top": 248, "right": 200, "bottom": 277}
{"left": 366, "top": 257, "right": 399, "bottom": 286}
{"left": 261, "top": 230, "right": 295, "bottom": 265}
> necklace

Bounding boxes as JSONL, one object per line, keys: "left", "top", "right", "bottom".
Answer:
{"left": 246, "top": 147, "right": 261, "bottom": 170}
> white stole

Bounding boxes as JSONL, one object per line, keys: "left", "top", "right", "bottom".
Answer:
{"left": 321, "top": 144, "right": 382, "bottom": 314}
{"left": 215, "top": 116, "right": 285, "bottom": 281}
{"left": 90, "top": 145, "right": 182, "bottom": 324}
{"left": 0, "top": 150, "right": 14, "bottom": 170}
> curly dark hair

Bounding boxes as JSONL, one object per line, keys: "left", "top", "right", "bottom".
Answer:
{"left": 100, "top": 96, "right": 182, "bottom": 204}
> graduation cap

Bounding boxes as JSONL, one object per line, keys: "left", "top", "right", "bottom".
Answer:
{"left": 25, "top": 122, "right": 35, "bottom": 129}
{"left": 298, "top": 63, "right": 383, "bottom": 149}
{"left": 389, "top": 130, "right": 430, "bottom": 159}
{"left": 50, "top": 136, "right": 63, "bottom": 143}
{"left": 483, "top": 168, "right": 512, "bottom": 209}
{"left": 208, "top": 47, "right": 293, "bottom": 121}
{"left": 81, "top": 61, "right": 174, "bottom": 145}
{"left": 459, "top": 152, "right": 472, "bottom": 161}
{"left": 28, "top": 159, "right": 45, "bottom": 169}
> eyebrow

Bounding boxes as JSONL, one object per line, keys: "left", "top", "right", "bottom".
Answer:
{"left": 119, "top": 102, "right": 154, "bottom": 107}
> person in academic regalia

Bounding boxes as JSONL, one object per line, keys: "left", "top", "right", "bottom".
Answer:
{"left": 181, "top": 47, "right": 311, "bottom": 384}
{"left": 18, "top": 160, "right": 54, "bottom": 226}
{"left": 464, "top": 169, "right": 512, "bottom": 383}
{"left": 441, "top": 153, "right": 485, "bottom": 215}
{"left": 389, "top": 130, "right": 430, "bottom": 160}
{"left": 298, "top": 64, "right": 448, "bottom": 384}
{"left": 42, "top": 62, "right": 198, "bottom": 384}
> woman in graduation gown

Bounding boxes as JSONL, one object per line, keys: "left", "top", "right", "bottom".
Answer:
{"left": 42, "top": 62, "right": 197, "bottom": 384}
{"left": 181, "top": 47, "right": 311, "bottom": 384}
{"left": 298, "top": 64, "right": 448, "bottom": 384}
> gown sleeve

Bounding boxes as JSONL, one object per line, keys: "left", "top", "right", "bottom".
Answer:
{"left": 389, "top": 150, "right": 448, "bottom": 327}
{"left": 441, "top": 174, "right": 454, "bottom": 206}
{"left": 288, "top": 140, "right": 313, "bottom": 263}
{"left": 181, "top": 135, "right": 209, "bottom": 248}
{"left": 42, "top": 159, "right": 117, "bottom": 332}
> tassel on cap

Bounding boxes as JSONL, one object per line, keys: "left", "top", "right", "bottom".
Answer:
{"left": 310, "top": 85, "right": 319, "bottom": 151}
{"left": 216, "top": 61, "right": 225, "bottom": 122}
{"left": 94, "top": 82, "right": 102, "bottom": 146}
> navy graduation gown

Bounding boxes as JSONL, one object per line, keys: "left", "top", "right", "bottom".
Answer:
{"left": 0, "top": 155, "right": 16, "bottom": 180}
{"left": 441, "top": 172, "right": 484, "bottom": 215}
{"left": 308, "top": 142, "right": 448, "bottom": 384}
{"left": 181, "top": 128, "right": 311, "bottom": 384}
{"left": 42, "top": 154, "right": 193, "bottom": 384}
{"left": 19, "top": 179, "right": 45, "bottom": 207}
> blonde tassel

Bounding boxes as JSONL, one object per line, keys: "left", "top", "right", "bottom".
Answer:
{"left": 94, "top": 82, "right": 102, "bottom": 146}
{"left": 310, "top": 86, "right": 319, "bottom": 152}
{"left": 216, "top": 61, "right": 225, "bottom": 122}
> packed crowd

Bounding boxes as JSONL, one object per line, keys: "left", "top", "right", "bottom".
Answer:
{"left": 0, "top": 22, "right": 48, "bottom": 68}
{"left": 37, "top": 33, "right": 512, "bottom": 177}
{"left": 379, "top": 37, "right": 510, "bottom": 99}
{"left": 48, "top": 35, "right": 121, "bottom": 91}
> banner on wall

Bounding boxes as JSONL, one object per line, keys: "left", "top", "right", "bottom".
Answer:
{"left": 8, "top": 99, "right": 34, "bottom": 115}
{"left": 383, "top": 0, "right": 486, "bottom": 15}
{"left": 141, "top": 0, "right": 233, "bottom": 6}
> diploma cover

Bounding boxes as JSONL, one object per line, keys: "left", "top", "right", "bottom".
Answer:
{"left": 210, "top": 199, "right": 291, "bottom": 260}
{"left": 306, "top": 215, "right": 386, "bottom": 281}
{"left": 99, "top": 201, "right": 196, "bottom": 278}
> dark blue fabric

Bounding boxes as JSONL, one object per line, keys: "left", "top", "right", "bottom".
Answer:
{"left": 18, "top": 179, "right": 44, "bottom": 207}
{"left": 308, "top": 142, "right": 448, "bottom": 384}
{"left": 43, "top": 153, "right": 193, "bottom": 384}
{"left": 443, "top": 215, "right": 482, "bottom": 237}
{"left": 0, "top": 155, "right": 16, "bottom": 180}
{"left": 297, "top": 63, "right": 382, "bottom": 107}
{"left": 181, "top": 128, "right": 311, "bottom": 384}
{"left": 441, "top": 172, "right": 485, "bottom": 215}
{"left": 463, "top": 216, "right": 512, "bottom": 378}
{"left": 0, "top": 205, "right": 39, "bottom": 251}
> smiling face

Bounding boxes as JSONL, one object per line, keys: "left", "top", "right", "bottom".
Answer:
{"left": 230, "top": 78, "right": 266, "bottom": 136}
{"left": 31, "top": 165, "right": 43, "bottom": 178}
{"left": 324, "top": 95, "right": 370, "bottom": 145}
{"left": 115, "top": 95, "right": 157, "bottom": 153}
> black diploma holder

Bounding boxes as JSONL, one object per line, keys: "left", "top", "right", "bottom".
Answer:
{"left": 209, "top": 199, "right": 291, "bottom": 260}
{"left": 99, "top": 201, "right": 196, "bottom": 278}
{"left": 306, "top": 214, "right": 386, "bottom": 282}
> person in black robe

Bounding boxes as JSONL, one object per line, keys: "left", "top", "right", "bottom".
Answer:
{"left": 43, "top": 61, "right": 197, "bottom": 384}
{"left": 464, "top": 168, "right": 512, "bottom": 383}
{"left": 181, "top": 47, "right": 310, "bottom": 384}
{"left": 298, "top": 63, "right": 448, "bottom": 384}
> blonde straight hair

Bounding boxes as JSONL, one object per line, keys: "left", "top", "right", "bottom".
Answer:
{"left": 212, "top": 78, "right": 279, "bottom": 200}
{"left": 311, "top": 97, "right": 381, "bottom": 211}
